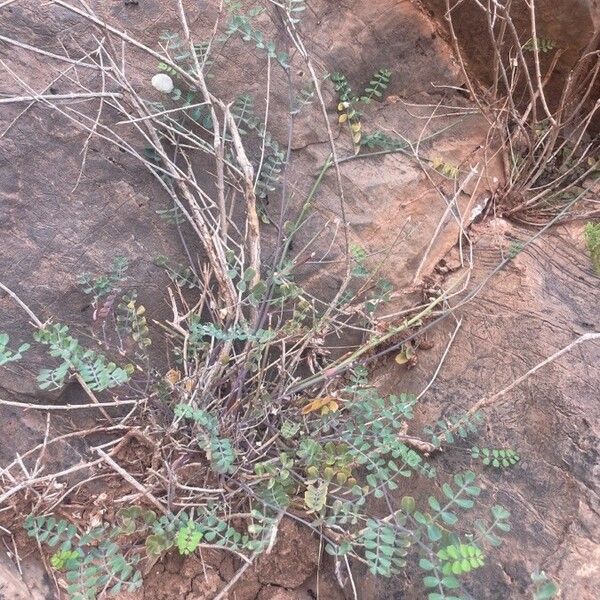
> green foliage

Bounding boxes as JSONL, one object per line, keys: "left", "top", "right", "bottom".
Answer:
{"left": 78, "top": 256, "right": 129, "bottom": 302}
{"left": 421, "top": 545, "right": 485, "bottom": 598}
{"left": 176, "top": 402, "right": 237, "bottom": 474}
{"left": 280, "top": 419, "right": 301, "bottom": 439}
{"left": 291, "top": 81, "right": 315, "bottom": 115}
{"left": 332, "top": 68, "right": 392, "bottom": 151}
{"left": 175, "top": 521, "right": 203, "bottom": 555}
{"left": 331, "top": 71, "right": 355, "bottom": 104}
{"left": 12, "top": 18, "right": 526, "bottom": 600}
{"left": 531, "top": 570, "right": 559, "bottom": 599}
{"left": 302, "top": 440, "right": 356, "bottom": 488}
{"left": 324, "top": 375, "right": 437, "bottom": 504}
{"left": 523, "top": 37, "right": 556, "bottom": 53}
{"left": 361, "top": 68, "right": 392, "bottom": 101}
{"left": 471, "top": 447, "right": 520, "bottom": 468}
{"left": 418, "top": 471, "right": 481, "bottom": 540}
{"left": 50, "top": 549, "right": 81, "bottom": 571}
{"left": 118, "top": 506, "right": 158, "bottom": 535}
{"left": 360, "top": 130, "right": 403, "bottom": 150}
{"left": 349, "top": 244, "right": 369, "bottom": 278}
{"left": 34, "top": 323, "right": 131, "bottom": 391}
{"left": 230, "top": 93, "right": 286, "bottom": 200}
{"left": 437, "top": 544, "right": 485, "bottom": 575}
{"left": 432, "top": 156, "right": 459, "bottom": 179}
{"left": 188, "top": 317, "right": 275, "bottom": 345}
{"left": 332, "top": 72, "right": 362, "bottom": 149}
{"left": 361, "top": 520, "right": 410, "bottom": 576}
{"left": 203, "top": 436, "right": 237, "bottom": 474}
{"left": 365, "top": 277, "right": 394, "bottom": 315}
{"left": 158, "top": 31, "right": 214, "bottom": 82}
{"left": 304, "top": 481, "right": 328, "bottom": 512}
{"left": 23, "top": 360, "right": 516, "bottom": 600}
{"left": 0, "top": 333, "right": 29, "bottom": 366}
{"left": 508, "top": 241, "right": 524, "bottom": 258}
{"left": 231, "top": 93, "right": 258, "bottom": 134}
{"left": 473, "top": 505, "right": 511, "bottom": 547}
{"left": 155, "top": 255, "right": 200, "bottom": 288}
{"left": 284, "top": 0, "right": 306, "bottom": 24}
{"left": 156, "top": 205, "right": 185, "bottom": 225}
{"left": 24, "top": 515, "right": 143, "bottom": 599}
{"left": 584, "top": 221, "right": 600, "bottom": 274}
{"left": 174, "top": 403, "right": 219, "bottom": 429}
{"left": 424, "top": 411, "right": 485, "bottom": 448}
{"left": 26, "top": 507, "right": 270, "bottom": 600}
{"left": 224, "top": 10, "right": 289, "bottom": 67}
{"left": 152, "top": 32, "right": 217, "bottom": 130}
{"left": 78, "top": 356, "right": 131, "bottom": 391}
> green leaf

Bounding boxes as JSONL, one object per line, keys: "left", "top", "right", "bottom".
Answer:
{"left": 454, "top": 498, "right": 474, "bottom": 509}
{"left": 304, "top": 481, "right": 328, "bottom": 512}
{"left": 428, "top": 496, "right": 441, "bottom": 511}
{"left": 401, "top": 496, "right": 416, "bottom": 514}
{"left": 175, "top": 522, "right": 203, "bottom": 555}
{"left": 146, "top": 534, "right": 171, "bottom": 555}
{"left": 441, "top": 511, "right": 458, "bottom": 525}
{"left": 535, "top": 582, "right": 559, "bottom": 600}
{"left": 442, "top": 483, "right": 454, "bottom": 499}
{"left": 442, "top": 575, "right": 460, "bottom": 589}
{"left": 532, "top": 571, "right": 559, "bottom": 599}
{"left": 427, "top": 524, "right": 442, "bottom": 542}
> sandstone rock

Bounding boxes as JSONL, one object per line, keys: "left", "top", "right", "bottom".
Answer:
{"left": 365, "top": 220, "right": 600, "bottom": 599}
{"left": 421, "top": 0, "right": 600, "bottom": 130}
{"left": 0, "top": 550, "right": 52, "bottom": 600}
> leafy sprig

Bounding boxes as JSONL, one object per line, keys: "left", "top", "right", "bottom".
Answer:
{"left": 0, "top": 333, "right": 29, "bottom": 366}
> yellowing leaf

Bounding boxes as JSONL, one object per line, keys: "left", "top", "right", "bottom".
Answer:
{"left": 336, "top": 471, "right": 348, "bottom": 485}
{"left": 136, "top": 305, "right": 146, "bottom": 316}
{"left": 165, "top": 369, "right": 181, "bottom": 385}
{"left": 338, "top": 113, "right": 348, "bottom": 123}
{"left": 301, "top": 396, "right": 337, "bottom": 415}
{"left": 395, "top": 346, "right": 414, "bottom": 365}
{"left": 324, "top": 400, "right": 339, "bottom": 414}
{"left": 350, "top": 121, "right": 362, "bottom": 132}
{"left": 338, "top": 101, "right": 349, "bottom": 111}
{"left": 432, "top": 156, "right": 459, "bottom": 179}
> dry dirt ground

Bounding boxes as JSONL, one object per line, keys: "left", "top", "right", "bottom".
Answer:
{"left": 0, "top": 1, "right": 599, "bottom": 599}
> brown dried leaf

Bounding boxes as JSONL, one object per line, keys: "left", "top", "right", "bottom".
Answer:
{"left": 301, "top": 396, "right": 337, "bottom": 415}
{"left": 165, "top": 369, "right": 181, "bottom": 385}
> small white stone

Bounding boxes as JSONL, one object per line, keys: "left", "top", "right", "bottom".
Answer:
{"left": 151, "top": 73, "right": 174, "bottom": 94}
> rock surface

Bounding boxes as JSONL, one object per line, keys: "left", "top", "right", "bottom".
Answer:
{"left": 363, "top": 218, "right": 600, "bottom": 599}
{"left": 421, "top": 0, "right": 600, "bottom": 130}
